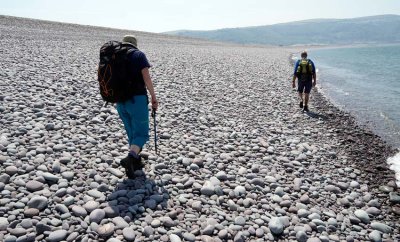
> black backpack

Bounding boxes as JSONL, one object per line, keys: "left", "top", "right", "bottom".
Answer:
{"left": 97, "top": 41, "right": 137, "bottom": 103}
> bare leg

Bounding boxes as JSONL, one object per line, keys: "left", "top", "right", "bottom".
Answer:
{"left": 304, "top": 93, "right": 310, "bottom": 106}
{"left": 298, "top": 92, "right": 304, "bottom": 102}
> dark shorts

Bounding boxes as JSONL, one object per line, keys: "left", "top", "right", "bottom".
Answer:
{"left": 298, "top": 80, "right": 312, "bottom": 93}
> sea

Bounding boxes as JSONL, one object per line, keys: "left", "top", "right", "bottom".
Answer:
{"left": 307, "top": 44, "right": 400, "bottom": 185}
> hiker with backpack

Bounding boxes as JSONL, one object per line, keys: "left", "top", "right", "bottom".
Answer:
{"left": 292, "top": 51, "right": 316, "bottom": 112}
{"left": 98, "top": 35, "right": 158, "bottom": 178}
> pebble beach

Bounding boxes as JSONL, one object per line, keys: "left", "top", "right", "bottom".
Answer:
{"left": 0, "top": 16, "right": 399, "bottom": 242}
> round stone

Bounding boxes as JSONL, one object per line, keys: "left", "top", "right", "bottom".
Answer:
{"left": 0, "top": 217, "right": 9, "bottom": 230}
{"left": 269, "top": 217, "right": 284, "bottom": 235}
{"left": 61, "top": 172, "right": 74, "bottom": 180}
{"left": 234, "top": 216, "right": 246, "bottom": 226}
{"left": 191, "top": 201, "right": 202, "bottom": 212}
{"left": 42, "top": 172, "right": 59, "bottom": 182}
{"left": 369, "top": 230, "right": 382, "bottom": 242}
{"left": 216, "top": 171, "right": 227, "bottom": 181}
{"left": 371, "top": 222, "right": 392, "bottom": 233}
{"left": 169, "top": 234, "right": 182, "bottom": 242}
{"left": 5, "top": 166, "right": 18, "bottom": 176}
{"left": 200, "top": 181, "right": 215, "bottom": 196}
{"left": 24, "top": 208, "right": 40, "bottom": 217}
{"left": 354, "top": 209, "right": 370, "bottom": 224}
{"left": 26, "top": 180, "right": 44, "bottom": 192}
{"left": 144, "top": 199, "right": 157, "bottom": 210}
{"left": 27, "top": 196, "right": 48, "bottom": 211}
{"left": 234, "top": 185, "right": 246, "bottom": 196}
{"left": 201, "top": 225, "right": 215, "bottom": 235}
{"left": 89, "top": 209, "right": 106, "bottom": 224}
{"left": 250, "top": 178, "right": 264, "bottom": 186}
{"left": 20, "top": 219, "right": 33, "bottom": 229}
{"left": 151, "top": 219, "right": 161, "bottom": 228}
{"left": 71, "top": 206, "right": 87, "bottom": 217}
{"left": 55, "top": 204, "right": 69, "bottom": 214}
{"left": 47, "top": 230, "right": 68, "bottom": 242}
{"left": 97, "top": 223, "right": 115, "bottom": 237}
{"left": 255, "top": 228, "right": 264, "bottom": 238}
{"left": 296, "top": 231, "right": 308, "bottom": 242}
{"left": 143, "top": 226, "right": 154, "bottom": 237}
{"left": 113, "top": 217, "right": 129, "bottom": 229}
{"left": 182, "top": 232, "right": 196, "bottom": 241}
{"left": 107, "top": 168, "right": 124, "bottom": 178}
{"left": 83, "top": 200, "right": 99, "bottom": 212}
{"left": 122, "top": 227, "right": 135, "bottom": 241}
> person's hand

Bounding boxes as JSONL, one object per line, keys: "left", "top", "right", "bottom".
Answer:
{"left": 292, "top": 81, "right": 296, "bottom": 89}
{"left": 151, "top": 96, "right": 158, "bottom": 111}
{"left": 312, "top": 81, "right": 316, "bottom": 87}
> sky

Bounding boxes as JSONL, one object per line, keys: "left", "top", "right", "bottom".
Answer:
{"left": 1, "top": 0, "right": 400, "bottom": 33}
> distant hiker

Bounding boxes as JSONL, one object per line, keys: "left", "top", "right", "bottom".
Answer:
{"left": 292, "top": 51, "right": 316, "bottom": 112}
{"left": 97, "top": 35, "right": 158, "bottom": 178}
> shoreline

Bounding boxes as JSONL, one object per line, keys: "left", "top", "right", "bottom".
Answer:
{"left": 312, "top": 85, "right": 398, "bottom": 187}
{"left": 289, "top": 52, "right": 399, "bottom": 188}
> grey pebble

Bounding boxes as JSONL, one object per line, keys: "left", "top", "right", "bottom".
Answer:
{"left": 83, "top": 200, "right": 99, "bottom": 212}
{"left": 201, "top": 224, "right": 215, "bottom": 235}
{"left": 106, "top": 239, "right": 122, "bottom": 242}
{"left": 201, "top": 181, "right": 215, "bottom": 196}
{"left": 123, "top": 227, "right": 136, "bottom": 241}
{"left": 42, "top": 172, "right": 59, "bottom": 182}
{"left": 143, "top": 226, "right": 154, "bottom": 237}
{"left": 354, "top": 209, "right": 370, "bottom": 224}
{"left": 25, "top": 180, "right": 44, "bottom": 192}
{"left": 0, "top": 217, "right": 9, "bottom": 230}
{"left": 113, "top": 216, "right": 129, "bottom": 229}
{"left": 169, "top": 234, "right": 182, "bottom": 242}
{"left": 47, "top": 230, "right": 68, "bottom": 242}
{"left": 4, "top": 235, "right": 17, "bottom": 242}
{"left": 269, "top": 217, "right": 284, "bottom": 235}
{"left": 97, "top": 223, "right": 115, "bottom": 237}
{"left": 27, "top": 196, "right": 48, "bottom": 211}
{"left": 55, "top": 204, "right": 69, "bottom": 214}
{"left": 71, "top": 205, "right": 87, "bottom": 217}
{"left": 234, "top": 216, "right": 246, "bottom": 226}
{"left": 296, "top": 231, "right": 308, "bottom": 242}
{"left": 371, "top": 222, "right": 392, "bottom": 233}
{"left": 369, "top": 230, "right": 382, "bottom": 242}
{"left": 89, "top": 209, "right": 105, "bottom": 224}
{"left": 182, "top": 232, "right": 196, "bottom": 241}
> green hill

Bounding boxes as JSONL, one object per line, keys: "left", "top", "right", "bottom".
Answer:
{"left": 165, "top": 15, "right": 400, "bottom": 46}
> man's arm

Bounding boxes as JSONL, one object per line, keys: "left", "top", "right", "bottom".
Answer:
{"left": 311, "top": 60, "right": 317, "bottom": 86}
{"left": 292, "top": 75, "right": 296, "bottom": 88}
{"left": 142, "top": 67, "right": 158, "bottom": 111}
{"left": 292, "top": 60, "right": 299, "bottom": 88}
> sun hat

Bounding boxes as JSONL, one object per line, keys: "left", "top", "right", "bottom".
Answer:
{"left": 122, "top": 35, "right": 137, "bottom": 47}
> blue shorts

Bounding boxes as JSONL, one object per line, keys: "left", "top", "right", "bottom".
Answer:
{"left": 298, "top": 80, "right": 312, "bottom": 93}
{"left": 116, "top": 95, "right": 149, "bottom": 148}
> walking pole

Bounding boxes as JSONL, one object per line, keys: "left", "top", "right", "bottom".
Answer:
{"left": 152, "top": 108, "right": 158, "bottom": 155}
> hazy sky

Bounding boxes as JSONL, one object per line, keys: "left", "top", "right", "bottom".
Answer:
{"left": 1, "top": 0, "right": 400, "bottom": 33}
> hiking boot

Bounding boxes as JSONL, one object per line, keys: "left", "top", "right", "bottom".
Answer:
{"left": 120, "top": 155, "right": 136, "bottom": 179}
{"left": 120, "top": 154, "right": 145, "bottom": 179}
{"left": 132, "top": 156, "right": 145, "bottom": 170}
{"left": 299, "top": 101, "right": 303, "bottom": 108}
{"left": 303, "top": 105, "right": 309, "bottom": 112}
